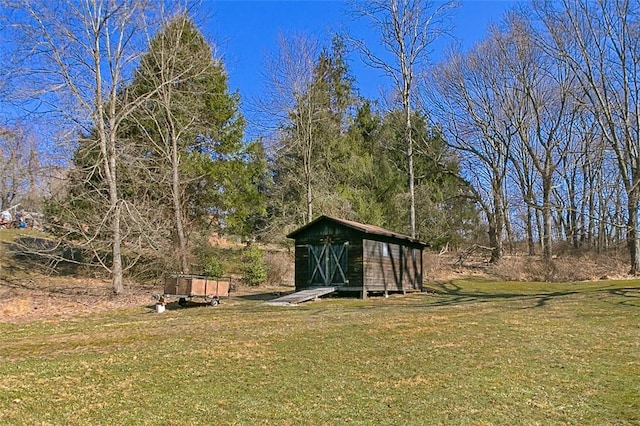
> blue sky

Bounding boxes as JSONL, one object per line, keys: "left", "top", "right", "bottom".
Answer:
{"left": 205, "top": 0, "right": 518, "bottom": 136}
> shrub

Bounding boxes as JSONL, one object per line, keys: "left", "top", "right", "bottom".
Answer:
{"left": 202, "top": 255, "right": 224, "bottom": 278}
{"left": 241, "top": 245, "right": 267, "bottom": 286}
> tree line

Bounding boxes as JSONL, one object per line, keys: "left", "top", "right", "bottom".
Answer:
{"left": 428, "top": 0, "right": 640, "bottom": 273}
{"left": 0, "top": 0, "right": 638, "bottom": 293}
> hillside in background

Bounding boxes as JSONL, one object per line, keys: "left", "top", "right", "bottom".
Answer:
{"left": 0, "top": 228, "right": 631, "bottom": 323}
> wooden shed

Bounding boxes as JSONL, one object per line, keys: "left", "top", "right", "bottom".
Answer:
{"left": 287, "top": 215, "right": 427, "bottom": 298}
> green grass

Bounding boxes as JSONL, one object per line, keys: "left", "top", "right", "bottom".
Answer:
{"left": 1, "top": 278, "right": 639, "bottom": 425}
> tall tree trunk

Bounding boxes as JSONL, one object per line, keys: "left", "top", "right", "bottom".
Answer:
{"left": 536, "top": 208, "right": 544, "bottom": 254}
{"left": 503, "top": 196, "right": 515, "bottom": 255}
{"left": 305, "top": 131, "right": 313, "bottom": 224}
{"left": 567, "top": 177, "right": 579, "bottom": 249}
{"left": 111, "top": 202, "right": 124, "bottom": 294}
{"left": 97, "top": 53, "right": 125, "bottom": 294}
{"left": 305, "top": 91, "right": 314, "bottom": 224}
{"left": 627, "top": 189, "right": 640, "bottom": 274}
{"left": 171, "top": 131, "right": 188, "bottom": 273}
{"left": 490, "top": 178, "right": 504, "bottom": 262}
{"left": 526, "top": 203, "right": 536, "bottom": 255}
{"left": 306, "top": 170, "right": 313, "bottom": 224}
{"left": 349, "top": 0, "right": 455, "bottom": 238}
{"left": 103, "top": 129, "right": 124, "bottom": 294}
{"left": 542, "top": 175, "right": 553, "bottom": 261}
{"left": 107, "top": 132, "right": 124, "bottom": 294}
{"left": 405, "top": 93, "right": 416, "bottom": 238}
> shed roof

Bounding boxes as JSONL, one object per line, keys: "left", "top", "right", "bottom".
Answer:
{"left": 286, "top": 215, "right": 427, "bottom": 247}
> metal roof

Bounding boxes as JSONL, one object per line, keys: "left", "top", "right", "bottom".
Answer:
{"left": 286, "top": 215, "right": 427, "bottom": 247}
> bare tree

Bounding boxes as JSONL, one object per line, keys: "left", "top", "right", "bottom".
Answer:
{"left": 0, "top": 122, "right": 55, "bottom": 224}
{"left": 260, "top": 33, "right": 324, "bottom": 225}
{"left": 348, "top": 0, "right": 456, "bottom": 238}
{"left": 532, "top": 0, "right": 640, "bottom": 273}
{"left": 428, "top": 31, "right": 515, "bottom": 262}
{"left": 499, "top": 15, "right": 581, "bottom": 261}
{"left": 0, "top": 126, "right": 22, "bottom": 210}
{"left": 4, "top": 0, "right": 168, "bottom": 293}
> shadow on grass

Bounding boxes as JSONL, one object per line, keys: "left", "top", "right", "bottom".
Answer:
{"left": 435, "top": 281, "right": 580, "bottom": 308}
{"left": 607, "top": 287, "right": 640, "bottom": 307}
{"left": 149, "top": 298, "right": 228, "bottom": 311}
{"left": 226, "top": 281, "right": 640, "bottom": 310}
{"left": 236, "top": 290, "right": 296, "bottom": 302}
{"left": 419, "top": 280, "right": 640, "bottom": 309}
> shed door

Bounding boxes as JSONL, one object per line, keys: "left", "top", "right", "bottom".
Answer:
{"left": 308, "top": 242, "right": 348, "bottom": 286}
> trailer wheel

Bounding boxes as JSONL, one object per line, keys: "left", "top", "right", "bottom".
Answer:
{"left": 209, "top": 298, "right": 219, "bottom": 307}
{"left": 178, "top": 297, "right": 187, "bottom": 306}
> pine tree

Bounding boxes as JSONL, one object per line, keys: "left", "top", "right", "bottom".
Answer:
{"left": 123, "top": 14, "right": 264, "bottom": 272}
{"left": 267, "top": 36, "right": 360, "bottom": 235}
{"left": 53, "top": 14, "right": 265, "bottom": 276}
{"left": 358, "top": 108, "right": 479, "bottom": 246}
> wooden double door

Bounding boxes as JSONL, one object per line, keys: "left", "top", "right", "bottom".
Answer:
{"left": 308, "top": 241, "right": 348, "bottom": 286}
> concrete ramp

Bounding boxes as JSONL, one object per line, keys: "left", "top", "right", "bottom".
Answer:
{"left": 264, "top": 287, "right": 336, "bottom": 306}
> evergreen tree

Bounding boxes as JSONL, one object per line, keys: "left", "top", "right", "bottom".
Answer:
{"left": 336, "top": 101, "right": 389, "bottom": 226}
{"left": 267, "top": 36, "right": 360, "bottom": 236}
{"left": 123, "top": 14, "right": 264, "bottom": 271}
{"left": 356, "top": 107, "right": 479, "bottom": 246}
{"left": 52, "top": 14, "right": 265, "bottom": 276}
{"left": 266, "top": 36, "right": 477, "bottom": 248}
{"left": 341, "top": 102, "right": 478, "bottom": 246}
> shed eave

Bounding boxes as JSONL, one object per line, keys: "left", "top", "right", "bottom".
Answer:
{"left": 286, "top": 215, "right": 428, "bottom": 248}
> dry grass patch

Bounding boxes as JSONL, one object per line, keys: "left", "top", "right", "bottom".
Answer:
{"left": 424, "top": 248, "right": 631, "bottom": 282}
{"left": 0, "top": 273, "right": 162, "bottom": 323}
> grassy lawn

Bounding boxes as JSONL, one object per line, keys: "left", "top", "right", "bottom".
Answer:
{"left": 0, "top": 278, "right": 638, "bottom": 425}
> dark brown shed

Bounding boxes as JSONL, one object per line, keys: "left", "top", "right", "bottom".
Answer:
{"left": 286, "top": 215, "right": 427, "bottom": 299}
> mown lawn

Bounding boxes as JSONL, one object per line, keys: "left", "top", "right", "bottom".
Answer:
{"left": 0, "top": 278, "right": 638, "bottom": 425}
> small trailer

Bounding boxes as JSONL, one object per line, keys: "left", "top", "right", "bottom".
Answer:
{"left": 159, "top": 274, "right": 231, "bottom": 308}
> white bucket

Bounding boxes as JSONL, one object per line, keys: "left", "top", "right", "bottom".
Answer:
{"left": 155, "top": 303, "right": 165, "bottom": 313}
